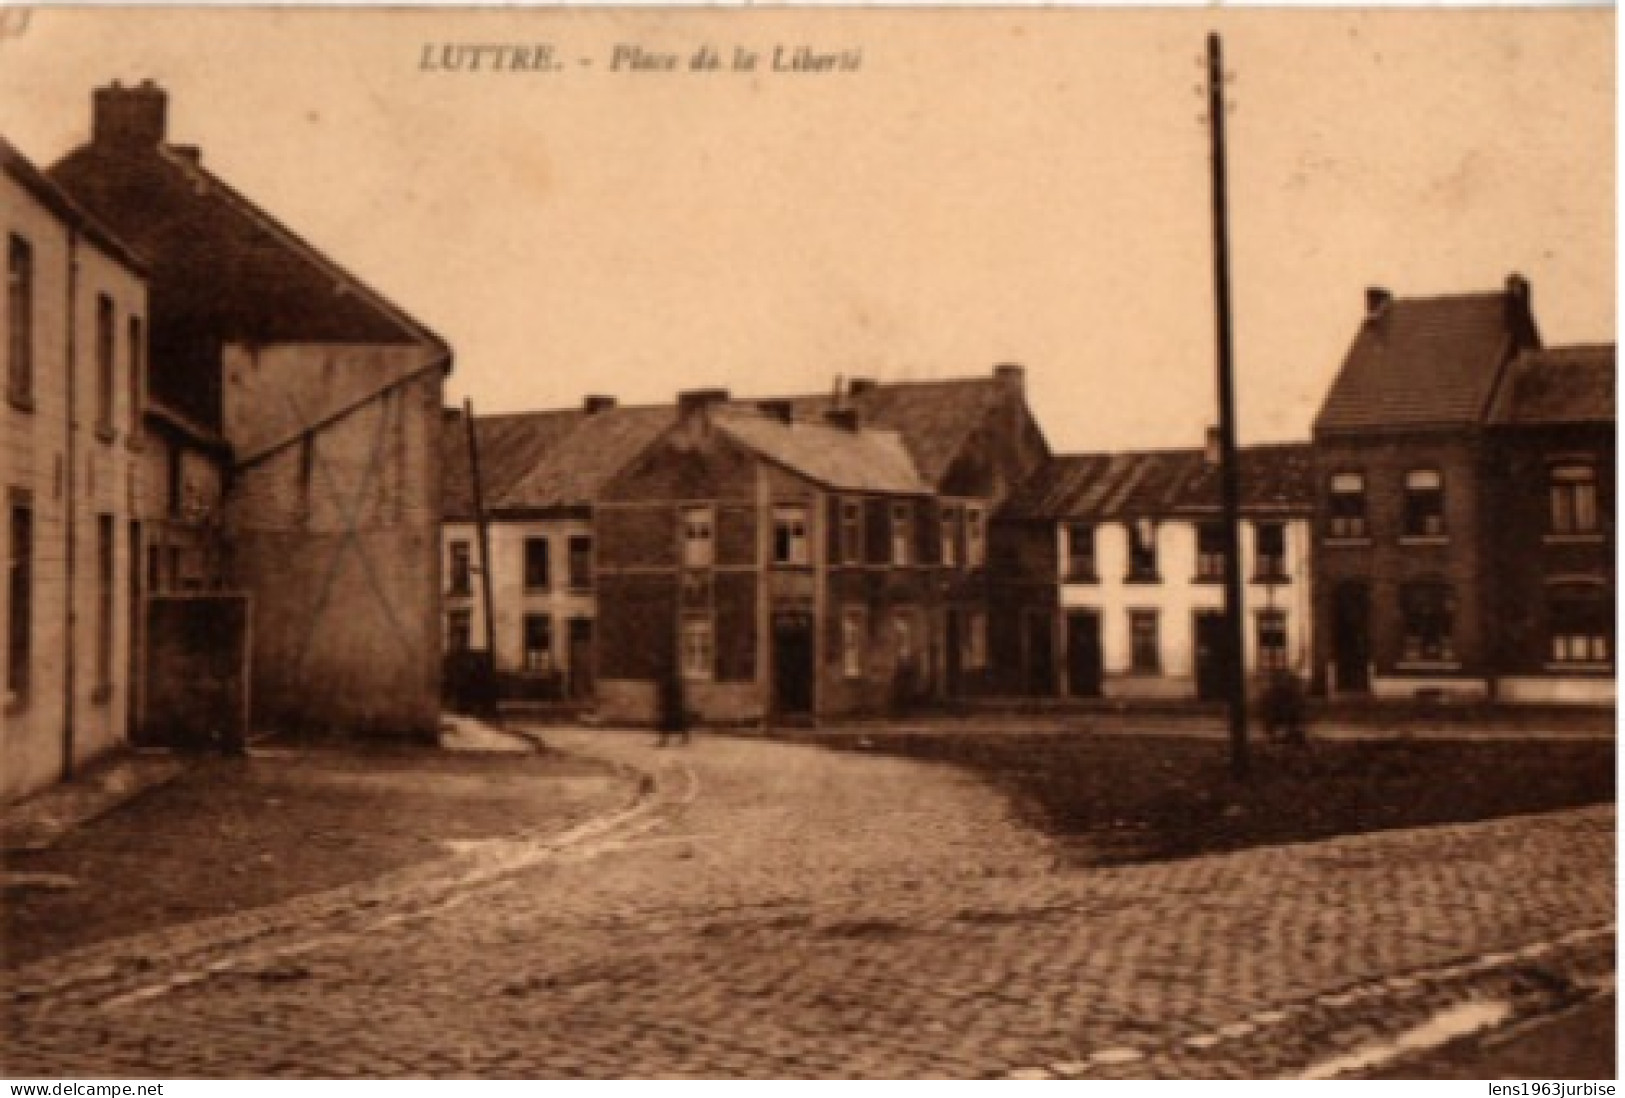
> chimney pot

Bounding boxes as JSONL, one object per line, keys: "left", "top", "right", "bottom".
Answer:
{"left": 92, "top": 80, "right": 168, "bottom": 149}
{"left": 583, "top": 395, "right": 616, "bottom": 415}
{"left": 1506, "top": 271, "right": 1530, "bottom": 302}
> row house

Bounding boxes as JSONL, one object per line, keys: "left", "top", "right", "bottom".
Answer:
{"left": 596, "top": 393, "right": 947, "bottom": 723}
{"left": 1, "top": 136, "right": 146, "bottom": 802}
{"left": 996, "top": 441, "right": 1314, "bottom": 700}
{"left": 1312, "top": 274, "right": 1613, "bottom": 704}
{"left": 443, "top": 366, "right": 1050, "bottom": 716}
{"left": 51, "top": 81, "right": 452, "bottom": 739}
{"left": 441, "top": 398, "right": 673, "bottom": 700}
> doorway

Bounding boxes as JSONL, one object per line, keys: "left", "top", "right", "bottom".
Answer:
{"left": 1332, "top": 582, "right": 1372, "bottom": 692}
{"left": 773, "top": 609, "right": 814, "bottom": 717}
{"left": 1066, "top": 611, "right": 1102, "bottom": 697}
{"left": 567, "top": 617, "right": 594, "bottom": 700}
{"left": 1194, "top": 610, "right": 1230, "bottom": 701}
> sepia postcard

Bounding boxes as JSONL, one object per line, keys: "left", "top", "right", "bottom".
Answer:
{"left": 0, "top": 5, "right": 1615, "bottom": 1083}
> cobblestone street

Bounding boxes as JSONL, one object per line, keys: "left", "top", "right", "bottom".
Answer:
{"left": 2, "top": 729, "right": 1614, "bottom": 1079}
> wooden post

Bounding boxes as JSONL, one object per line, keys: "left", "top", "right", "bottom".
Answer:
{"left": 463, "top": 398, "right": 499, "bottom": 714}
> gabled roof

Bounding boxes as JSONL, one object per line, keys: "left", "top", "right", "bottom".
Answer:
{"left": 0, "top": 133, "right": 145, "bottom": 273}
{"left": 714, "top": 408, "right": 930, "bottom": 495}
{"left": 1489, "top": 344, "right": 1616, "bottom": 427}
{"left": 1006, "top": 443, "right": 1315, "bottom": 521}
{"left": 785, "top": 376, "right": 1015, "bottom": 486}
{"left": 495, "top": 404, "right": 677, "bottom": 513}
{"left": 1315, "top": 286, "right": 1537, "bottom": 435}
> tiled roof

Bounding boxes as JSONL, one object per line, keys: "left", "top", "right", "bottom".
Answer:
{"left": 1315, "top": 289, "right": 1536, "bottom": 435}
{"left": 1005, "top": 443, "right": 1315, "bottom": 521}
{"left": 495, "top": 404, "right": 677, "bottom": 512}
{"left": 441, "top": 408, "right": 584, "bottom": 521}
{"left": 785, "top": 377, "right": 1010, "bottom": 486}
{"left": 714, "top": 408, "right": 930, "bottom": 495}
{"left": 1489, "top": 345, "right": 1616, "bottom": 426}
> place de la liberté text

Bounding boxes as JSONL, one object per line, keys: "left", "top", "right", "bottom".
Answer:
{"left": 419, "top": 42, "right": 864, "bottom": 74}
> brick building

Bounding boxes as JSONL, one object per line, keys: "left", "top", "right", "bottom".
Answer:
{"left": 1310, "top": 274, "right": 1615, "bottom": 704}
{"left": 51, "top": 82, "right": 452, "bottom": 738}
{"left": 1483, "top": 345, "right": 1615, "bottom": 704}
{"left": 1, "top": 136, "right": 146, "bottom": 801}
{"left": 1000, "top": 440, "right": 1315, "bottom": 700}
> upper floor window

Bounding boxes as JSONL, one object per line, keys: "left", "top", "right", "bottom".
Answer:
{"left": 773, "top": 505, "right": 810, "bottom": 566}
{"left": 1400, "top": 581, "right": 1456, "bottom": 664}
{"left": 568, "top": 534, "right": 593, "bottom": 591}
{"left": 1549, "top": 585, "right": 1612, "bottom": 666}
{"left": 524, "top": 536, "right": 550, "bottom": 591}
{"left": 95, "top": 295, "right": 115, "bottom": 437}
{"left": 448, "top": 541, "right": 473, "bottom": 596}
{"left": 681, "top": 506, "right": 714, "bottom": 568}
{"left": 940, "top": 504, "right": 961, "bottom": 567}
{"left": 1065, "top": 522, "right": 1096, "bottom": 581}
{"left": 1254, "top": 522, "right": 1287, "bottom": 580}
{"left": 839, "top": 499, "right": 862, "bottom": 565}
{"left": 965, "top": 505, "right": 986, "bottom": 568}
{"left": 1402, "top": 468, "right": 1446, "bottom": 538}
{"left": 1195, "top": 522, "right": 1226, "bottom": 581}
{"left": 1126, "top": 519, "right": 1158, "bottom": 582}
{"left": 890, "top": 502, "right": 912, "bottom": 566}
{"left": 7, "top": 235, "right": 32, "bottom": 407}
{"left": 1549, "top": 462, "right": 1600, "bottom": 535}
{"left": 1327, "top": 472, "right": 1368, "bottom": 539}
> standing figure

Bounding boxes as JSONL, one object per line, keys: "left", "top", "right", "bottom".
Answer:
{"left": 656, "top": 666, "right": 691, "bottom": 747}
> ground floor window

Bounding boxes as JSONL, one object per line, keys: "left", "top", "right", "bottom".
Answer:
{"left": 1549, "top": 586, "right": 1612, "bottom": 666}
{"left": 1400, "top": 581, "right": 1456, "bottom": 663}
{"left": 682, "top": 615, "right": 714, "bottom": 681}
{"left": 522, "top": 613, "right": 554, "bottom": 673}
{"left": 1129, "top": 609, "right": 1159, "bottom": 673}
{"left": 1256, "top": 609, "right": 1288, "bottom": 671}
{"left": 841, "top": 607, "right": 866, "bottom": 678}
{"left": 963, "top": 609, "right": 989, "bottom": 671}
{"left": 447, "top": 608, "right": 472, "bottom": 652}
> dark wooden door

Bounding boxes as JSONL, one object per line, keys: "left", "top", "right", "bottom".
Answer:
{"left": 1066, "top": 611, "right": 1102, "bottom": 697}
{"left": 1333, "top": 582, "right": 1371, "bottom": 692}
{"left": 1194, "top": 611, "right": 1229, "bottom": 701}
{"left": 567, "top": 617, "right": 594, "bottom": 699}
{"left": 773, "top": 611, "right": 814, "bottom": 716}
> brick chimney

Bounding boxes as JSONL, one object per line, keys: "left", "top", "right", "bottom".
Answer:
{"left": 677, "top": 388, "right": 729, "bottom": 419}
{"left": 92, "top": 80, "right": 168, "bottom": 149}
{"left": 993, "top": 363, "right": 1025, "bottom": 395}
{"left": 1505, "top": 271, "right": 1531, "bottom": 309}
{"left": 583, "top": 395, "right": 616, "bottom": 415}
{"left": 1365, "top": 287, "right": 1393, "bottom": 316}
{"left": 847, "top": 377, "right": 877, "bottom": 398}
{"left": 824, "top": 408, "right": 861, "bottom": 432}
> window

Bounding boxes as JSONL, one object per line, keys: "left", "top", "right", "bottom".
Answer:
{"left": 1129, "top": 609, "right": 1159, "bottom": 673}
{"left": 1549, "top": 586, "right": 1612, "bottom": 665}
{"left": 773, "top": 505, "right": 810, "bottom": 566}
{"left": 1400, "top": 582, "right": 1456, "bottom": 663}
{"left": 964, "top": 610, "right": 989, "bottom": 671}
{"left": 940, "top": 504, "right": 961, "bottom": 567}
{"left": 166, "top": 445, "right": 184, "bottom": 519}
{"left": 523, "top": 537, "right": 550, "bottom": 591}
{"left": 522, "top": 614, "right": 553, "bottom": 673}
{"left": 1126, "top": 520, "right": 1158, "bottom": 582}
{"left": 681, "top": 506, "right": 714, "bottom": 568}
{"left": 95, "top": 295, "right": 115, "bottom": 436}
{"left": 965, "top": 505, "right": 986, "bottom": 567}
{"left": 890, "top": 502, "right": 912, "bottom": 566}
{"left": 128, "top": 315, "right": 144, "bottom": 435}
{"left": 681, "top": 615, "right": 713, "bottom": 681}
{"left": 680, "top": 569, "right": 713, "bottom": 609}
{"left": 841, "top": 606, "right": 866, "bottom": 678}
{"left": 1403, "top": 469, "right": 1446, "bottom": 538}
{"left": 839, "top": 499, "right": 862, "bottom": 565}
{"left": 96, "top": 514, "right": 114, "bottom": 690}
{"left": 1196, "top": 523, "right": 1226, "bottom": 581}
{"left": 1328, "top": 472, "right": 1368, "bottom": 539}
{"left": 7, "top": 235, "right": 32, "bottom": 406}
{"left": 448, "top": 541, "right": 472, "bottom": 596}
{"left": 1257, "top": 609, "right": 1288, "bottom": 672}
{"left": 447, "top": 608, "right": 472, "bottom": 653}
{"left": 567, "top": 535, "right": 593, "bottom": 591}
{"left": 7, "top": 500, "right": 31, "bottom": 704}
{"left": 893, "top": 611, "right": 916, "bottom": 669}
{"left": 1549, "top": 463, "right": 1600, "bottom": 535}
{"left": 1065, "top": 523, "right": 1096, "bottom": 581}
{"left": 1255, "top": 522, "right": 1287, "bottom": 580}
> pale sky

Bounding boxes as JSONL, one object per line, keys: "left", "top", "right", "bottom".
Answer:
{"left": 1, "top": 7, "right": 1613, "bottom": 451}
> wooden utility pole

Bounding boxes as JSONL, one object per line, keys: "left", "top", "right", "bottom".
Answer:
{"left": 1207, "top": 32, "right": 1250, "bottom": 779}
{"left": 463, "top": 398, "right": 499, "bottom": 712}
